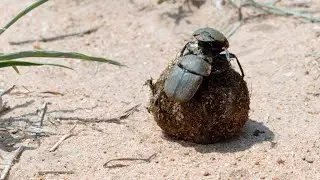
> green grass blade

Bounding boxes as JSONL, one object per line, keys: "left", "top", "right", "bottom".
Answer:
{"left": 0, "top": 0, "right": 49, "bottom": 35}
{"left": 0, "top": 50, "right": 124, "bottom": 66}
{"left": 0, "top": 60, "right": 73, "bottom": 70}
{"left": 12, "top": 66, "right": 20, "bottom": 74}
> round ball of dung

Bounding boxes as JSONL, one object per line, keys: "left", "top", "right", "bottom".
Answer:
{"left": 148, "top": 57, "right": 250, "bottom": 144}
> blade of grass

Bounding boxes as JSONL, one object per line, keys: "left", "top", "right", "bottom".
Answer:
{"left": 253, "top": 1, "right": 320, "bottom": 22}
{"left": 0, "top": 0, "right": 49, "bottom": 35}
{"left": 0, "top": 51, "right": 124, "bottom": 66}
{"left": 0, "top": 60, "right": 73, "bottom": 70}
{"left": 226, "top": 21, "right": 243, "bottom": 38}
{"left": 12, "top": 66, "right": 20, "bottom": 74}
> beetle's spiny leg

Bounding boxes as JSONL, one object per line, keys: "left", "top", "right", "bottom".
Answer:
{"left": 224, "top": 48, "right": 231, "bottom": 61}
{"left": 145, "top": 78, "right": 156, "bottom": 95}
{"left": 229, "top": 53, "right": 245, "bottom": 78}
{"left": 180, "top": 42, "right": 191, "bottom": 57}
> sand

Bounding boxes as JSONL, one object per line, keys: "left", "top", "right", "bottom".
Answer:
{"left": 0, "top": 0, "right": 319, "bottom": 179}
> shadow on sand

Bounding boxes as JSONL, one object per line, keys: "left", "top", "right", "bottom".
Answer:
{"left": 165, "top": 119, "right": 274, "bottom": 153}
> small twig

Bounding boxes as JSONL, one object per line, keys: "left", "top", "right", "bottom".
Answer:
{"left": 47, "top": 119, "right": 59, "bottom": 127}
{"left": 226, "top": 21, "right": 243, "bottom": 38}
{"left": 26, "top": 127, "right": 56, "bottom": 135}
{"left": 36, "top": 102, "right": 48, "bottom": 139}
{"left": 157, "top": 0, "right": 168, "bottom": 4}
{"left": 103, "top": 153, "right": 157, "bottom": 169}
{"left": 0, "top": 85, "right": 16, "bottom": 96}
{"left": 0, "top": 146, "right": 24, "bottom": 180}
{"left": 9, "top": 27, "right": 100, "bottom": 45}
{"left": 120, "top": 104, "right": 141, "bottom": 119}
{"left": 49, "top": 124, "right": 77, "bottom": 152}
{"left": 238, "top": 5, "right": 243, "bottom": 21}
{"left": 0, "top": 100, "right": 34, "bottom": 117}
{"left": 230, "top": 0, "right": 320, "bottom": 22}
{"left": 22, "top": 86, "right": 30, "bottom": 92}
{"left": 248, "top": 0, "right": 320, "bottom": 22}
{"left": 53, "top": 104, "right": 141, "bottom": 124}
{"left": 40, "top": 91, "right": 64, "bottom": 96}
{"left": 53, "top": 117, "right": 123, "bottom": 124}
{"left": 38, "top": 171, "right": 74, "bottom": 175}
{"left": 226, "top": 0, "right": 320, "bottom": 37}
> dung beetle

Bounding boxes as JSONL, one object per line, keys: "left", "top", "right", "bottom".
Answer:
{"left": 181, "top": 27, "right": 244, "bottom": 77}
{"left": 164, "top": 54, "right": 211, "bottom": 102}
{"left": 164, "top": 28, "right": 244, "bottom": 103}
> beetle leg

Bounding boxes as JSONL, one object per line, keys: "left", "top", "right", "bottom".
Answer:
{"left": 229, "top": 53, "right": 245, "bottom": 78}
{"left": 224, "top": 48, "right": 231, "bottom": 61}
{"left": 145, "top": 78, "right": 156, "bottom": 95}
{"left": 180, "top": 42, "right": 190, "bottom": 57}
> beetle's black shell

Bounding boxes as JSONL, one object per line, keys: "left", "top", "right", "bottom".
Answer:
{"left": 193, "top": 27, "right": 229, "bottom": 50}
{"left": 179, "top": 54, "right": 211, "bottom": 76}
{"left": 164, "top": 65, "right": 203, "bottom": 102}
{"left": 163, "top": 54, "right": 211, "bottom": 102}
{"left": 148, "top": 56, "right": 250, "bottom": 144}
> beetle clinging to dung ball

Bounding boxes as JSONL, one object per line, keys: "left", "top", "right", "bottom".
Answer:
{"left": 148, "top": 27, "right": 250, "bottom": 144}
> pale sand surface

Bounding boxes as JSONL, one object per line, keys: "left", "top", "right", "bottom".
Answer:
{"left": 0, "top": 0, "right": 319, "bottom": 179}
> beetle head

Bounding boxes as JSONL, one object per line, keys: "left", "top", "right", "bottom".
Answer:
{"left": 193, "top": 27, "right": 229, "bottom": 53}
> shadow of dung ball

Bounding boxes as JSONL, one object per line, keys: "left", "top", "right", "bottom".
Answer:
{"left": 148, "top": 56, "right": 250, "bottom": 144}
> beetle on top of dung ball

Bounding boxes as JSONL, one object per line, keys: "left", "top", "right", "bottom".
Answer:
{"left": 148, "top": 27, "right": 250, "bottom": 144}
{"left": 164, "top": 27, "right": 244, "bottom": 103}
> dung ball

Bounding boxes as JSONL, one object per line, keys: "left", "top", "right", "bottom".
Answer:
{"left": 148, "top": 56, "right": 250, "bottom": 144}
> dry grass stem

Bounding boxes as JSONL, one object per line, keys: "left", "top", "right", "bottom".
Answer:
{"left": 49, "top": 124, "right": 77, "bottom": 152}
{"left": 0, "top": 85, "right": 16, "bottom": 96}
{"left": 0, "top": 146, "right": 24, "bottom": 180}
{"left": 53, "top": 104, "right": 141, "bottom": 124}
{"left": 35, "top": 102, "right": 48, "bottom": 139}
{"left": 103, "top": 153, "right": 157, "bottom": 169}
{"left": 9, "top": 27, "right": 100, "bottom": 45}
{"left": 37, "top": 171, "right": 74, "bottom": 175}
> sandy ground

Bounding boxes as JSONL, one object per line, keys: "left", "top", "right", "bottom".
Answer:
{"left": 0, "top": 0, "right": 319, "bottom": 179}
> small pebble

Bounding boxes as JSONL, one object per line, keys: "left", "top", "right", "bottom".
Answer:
{"left": 270, "top": 141, "right": 277, "bottom": 148}
{"left": 277, "top": 158, "right": 285, "bottom": 164}
{"left": 9, "top": 129, "right": 19, "bottom": 134}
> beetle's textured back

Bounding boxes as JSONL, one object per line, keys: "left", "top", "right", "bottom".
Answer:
{"left": 179, "top": 55, "right": 211, "bottom": 76}
{"left": 193, "top": 27, "right": 229, "bottom": 49}
{"left": 164, "top": 65, "right": 203, "bottom": 102}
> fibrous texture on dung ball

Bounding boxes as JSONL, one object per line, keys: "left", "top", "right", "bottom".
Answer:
{"left": 148, "top": 57, "right": 250, "bottom": 144}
